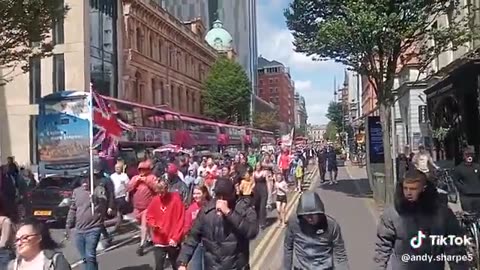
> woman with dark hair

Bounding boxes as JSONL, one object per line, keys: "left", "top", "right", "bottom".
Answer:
{"left": 183, "top": 185, "right": 211, "bottom": 270}
{"left": 9, "top": 218, "right": 71, "bottom": 270}
{"left": 0, "top": 198, "right": 15, "bottom": 270}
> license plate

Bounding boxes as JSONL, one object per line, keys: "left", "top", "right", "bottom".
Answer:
{"left": 33, "top": 210, "right": 52, "bottom": 216}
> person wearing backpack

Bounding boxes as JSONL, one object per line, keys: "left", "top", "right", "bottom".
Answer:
{"left": 9, "top": 218, "right": 71, "bottom": 270}
{"left": 65, "top": 165, "right": 108, "bottom": 270}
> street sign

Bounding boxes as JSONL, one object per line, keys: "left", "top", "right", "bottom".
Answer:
{"left": 418, "top": 105, "right": 427, "bottom": 123}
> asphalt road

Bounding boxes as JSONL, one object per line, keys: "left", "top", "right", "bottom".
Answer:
{"left": 60, "top": 165, "right": 318, "bottom": 269}
{"left": 256, "top": 164, "right": 378, "bottom": 270}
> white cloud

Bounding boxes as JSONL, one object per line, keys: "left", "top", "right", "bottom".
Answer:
{"left": 256, "top": 5, "right": 338, "bottom": 72}
{"left": 295, "top": 80, "right": 332, "bottom": 125}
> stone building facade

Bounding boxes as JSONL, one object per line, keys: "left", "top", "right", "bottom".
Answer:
{"left": 121, "top": 0, "right": 217, "bottom": 115}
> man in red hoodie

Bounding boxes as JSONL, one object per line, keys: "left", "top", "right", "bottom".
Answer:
{"left": 146, "top": 177, "right": 185, "bottom": 270}
{"left": 127, "top": 160, "right": 158, "bottom": 256}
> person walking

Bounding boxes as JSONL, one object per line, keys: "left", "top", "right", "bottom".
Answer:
{"left": 183, "top": 185, "right": 211, "bottom": 270}
{"left": 177, "top": 178, "right": 259, "bottom": 270}
{"left": 317, "top": 147, "right": 327, "bottom": 183}
{"left": 10, "top": 218, "right": 71, "bottom": 270}
{"left": 373, "top": 169, "right": 468, "bottom": 270}
{"left": 66, "top": 171, "right": 108, "bottom": 270}
{"left": 284, "top": 191, "right": 349, "bottom": 270}
{"left": 110, "top": 163, "right": 130, "bottom": 232}
{"left": 274, "top": 172, "right": 288, "bottom": 227}
{"left": 127, "top": 160, "right": 158, "bottom": 256}
{"left": 253, "top": 162, "right": 269, "bottom": 230}
{"left": 325, "top": 146, "right": 338, "bottom": 185}
{"left": 146, "top": 177, "right": 185, "bottom": 270}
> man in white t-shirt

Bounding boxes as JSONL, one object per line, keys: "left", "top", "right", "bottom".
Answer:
{"left": 110, "top": 163, "right": 130, "bottom": 231}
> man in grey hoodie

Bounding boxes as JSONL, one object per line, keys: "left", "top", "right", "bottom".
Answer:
{"left": 284, "top": 191, "right": 349, "bottom": 270}
{"left": 65, "top": 168, "right": 108, "bottom": 270}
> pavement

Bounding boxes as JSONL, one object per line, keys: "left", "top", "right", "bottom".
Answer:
{"left": 60, "top": 165, "right": 318, "bottom": 269}
{"left": 256, "top": 162, "right": 378, "bottom": 270}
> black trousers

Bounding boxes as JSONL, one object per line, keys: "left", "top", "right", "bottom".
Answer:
{"left": 318, "top": 163, "right": 326, "bottom": 181}
{"left": 254, "top": 182, "right": 268, "bottom": 227}
{"left": 153, "top": 246, "right": 180, "bottom": 270}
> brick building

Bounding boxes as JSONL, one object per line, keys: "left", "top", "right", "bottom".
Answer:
{"left": 121, "top": 0, "right": 217, "bottom": 115}
{"left": 257, "top": 57, "right": 295, "bottom": 132}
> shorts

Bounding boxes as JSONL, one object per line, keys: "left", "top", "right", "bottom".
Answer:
{"left": 328, "top": 165, "right": 338, "bottom": 172}
{"left": 276, "top": 195, "right": 287, "bottom": 204}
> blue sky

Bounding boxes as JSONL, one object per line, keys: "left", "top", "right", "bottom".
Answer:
{"left": 257, "top": 0, "right": 345, "bottom": 125}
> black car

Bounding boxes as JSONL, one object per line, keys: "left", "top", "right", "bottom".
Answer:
{"left": 25, "top": 175, "right": 82, "bottom": 223}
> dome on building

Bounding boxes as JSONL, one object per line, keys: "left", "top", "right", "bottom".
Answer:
{"left": 205, "top": 20, "right": 233, "bottom": 52}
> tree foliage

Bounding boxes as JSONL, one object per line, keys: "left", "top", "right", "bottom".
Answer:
{"left": 324, "top": 121, "right": 338, "bottom": 142}
{"left": 326, "top": 101, "right": 343, "bottom": 129}
{"left": 253, "top": 111, "right": 279, "bottom": 132}
{"left": 0, "top": 0, "right": 68, "bottom": 82}
{"left": 294, "top": 126, "right": 307, "bottom": 137}
{"left": 203, "top": 56, "right": 251, "bottom": 124}
{"left": 285, "top": 0, "right": 473, "bottom": 203}
{"left": 285, "top": 0, "right": 473, "bottom": 104}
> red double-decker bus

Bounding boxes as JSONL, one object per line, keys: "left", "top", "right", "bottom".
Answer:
{"left": 102, "top": 95, "right": 275, "bottom": 155}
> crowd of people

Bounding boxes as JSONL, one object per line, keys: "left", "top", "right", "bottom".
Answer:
{"left": 3, "top": 141, "right": 479, "bottom": 270}
{"left": 0, "top": 145, "right": 323, "bottom": 270}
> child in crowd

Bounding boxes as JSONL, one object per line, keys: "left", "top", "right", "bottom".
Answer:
{"left": 274, "top": 172, "right": 288, "bottom": 227}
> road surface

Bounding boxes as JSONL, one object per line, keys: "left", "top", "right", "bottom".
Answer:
{"left": 256, "top": 164, "right": 378, "bottom": 270}
{"left": 59, "top": 166, "right": 318, "bottom": 269}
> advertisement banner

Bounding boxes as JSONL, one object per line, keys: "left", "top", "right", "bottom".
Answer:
{"left": 367, "top": 116, "right": 384, "bottom": 163}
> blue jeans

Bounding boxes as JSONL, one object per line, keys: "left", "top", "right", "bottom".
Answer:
{"left": 75, "top": 227, "right": 101, "bottom": 270}
{"left": 189, "top": 244, "right": 204, "bottom": 270}
{"left": 0, "top": 248, "right": 13, "bottom": 270}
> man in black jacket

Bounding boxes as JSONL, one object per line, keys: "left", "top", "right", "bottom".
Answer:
{"left": 177, "top": 178, "right": 259, "bottom": 270}
{"left": 453, "top": 148, "right": 480, "bottom": 213}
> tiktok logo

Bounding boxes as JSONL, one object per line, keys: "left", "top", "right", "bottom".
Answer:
{"left": 410, "top": 231, "right": 426, "bottom": 249}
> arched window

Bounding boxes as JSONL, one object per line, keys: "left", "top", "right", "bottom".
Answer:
{"left": 136, "top": 28, "right": 143, "bottom": 52}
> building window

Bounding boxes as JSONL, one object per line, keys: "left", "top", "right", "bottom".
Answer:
{"left": 160, "top": 81, "right": 164, "bottom": 104}
{"left": 151, "top": 78, "right": 156, "bottom": 104}
{"left": 169, "top": 46, "right": 174, "bottom": 67}
{"left": 29, "top": 57, "right": 41, "bottom": 104}
{"left": 170, "top": 84, "right": 175, "bottom": 108}
{"left": 158, "top": 39, "right": 163, "bottom": 62}
{"left": 269, "top": 78, "right": 273, "bottom": 84}
{"left": 52, "top": 1, "right": 65, "bottom": 45}
{"left": 90, "top": 1, "right": 118, "bottom": 97}
{"left": 133, "top": 72, "right": 141, "bottom": 101}
{"left": 149, "top": 34, "right": 154, "bottom": 58}
{"left": 52, "top": 54, "right": 65, "bottom": 92}
{"left": 136, "top": 28, "right": 143, "bottom": 52}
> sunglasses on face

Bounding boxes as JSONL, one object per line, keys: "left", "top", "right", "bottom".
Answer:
{"left": 15, "top": 233, "right": 38, "bottom": 244}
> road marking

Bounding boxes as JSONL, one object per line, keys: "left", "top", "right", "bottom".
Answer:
{"left": 70, "top": 233, "right": 140, "bottom": 268}
{"left": 250, "top": 166, "right": 318, "bottom": 265}
{"left": 344, "top": 164, "right": 380, "bottom": 224}
{"left": 251, "top": 167, "right": 319, "bottom": 269}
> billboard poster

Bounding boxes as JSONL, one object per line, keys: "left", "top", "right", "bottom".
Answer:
{"left": 37, "top": 93, "right": 91, "bottom": 174}
{"left": 367, "top": 116, "right": 384, "bottom": 163}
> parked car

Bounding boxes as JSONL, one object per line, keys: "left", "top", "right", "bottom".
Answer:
{"left": 25, "top": 175, "right": 83, "bottom": 224}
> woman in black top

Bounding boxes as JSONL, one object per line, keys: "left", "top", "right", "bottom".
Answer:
{"left": 253, "top": 162, "right": 268, "bottom": 230}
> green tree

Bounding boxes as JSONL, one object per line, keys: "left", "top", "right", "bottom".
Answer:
{"left": 203, "top": 56, "right": 251, "bottom": 124}
{"left": 285, "top": 0, "right": 473, "bottom": 203}
{"left": 326, "top": 101, "right": 343, "bottom": 129}
{"left": 0, "top": 0, "right": 67, "bottom": 83}
{"left": 324, "top": 121, "right": 338, "bottom": 142}
{"left": 253, "top": 111, "right": 279, "bottom": 132}
{"left": 294, "top": 126, "right": 307, "bottom": 137}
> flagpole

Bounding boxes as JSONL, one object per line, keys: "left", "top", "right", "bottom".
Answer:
{"left": 89, "top": 84, "right": 95, "bottom": 216}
